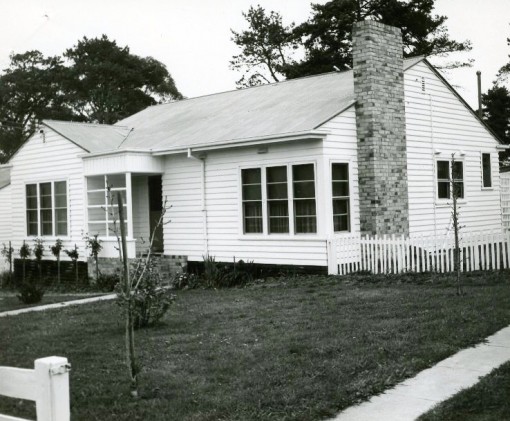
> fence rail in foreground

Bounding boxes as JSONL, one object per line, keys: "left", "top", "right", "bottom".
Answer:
{"left": 0, "top": 357, "right": 70, "bottom": 421}
{"left": 328, "top": 230, "right": 510, "bottom": 275}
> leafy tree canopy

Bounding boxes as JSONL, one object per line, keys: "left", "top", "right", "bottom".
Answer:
{"left": 0, "top": 35, "right": 182, "bottom": 163}
{"left": 231, "top": 0, "right": 471, "bottom": 86}
{"left": 63, "top": 35, "right": 182, "bottom": 124}
{"left": 482, "top": 36, "right": 510, "bottom": 165}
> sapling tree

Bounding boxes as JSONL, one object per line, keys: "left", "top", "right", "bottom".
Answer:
{"left": 1, "top": 241, "right": 13, "bottom": 285}
{"left": 115, "top": 191, "right": 173, "bottom": 397}
{"left": 65, "top": 244, "right": 79, "bottom": 284}
{"left": 33, "top": 238, "right": 44, "bottom": 283}
{"left": 19, "top": 241, "right": 31, "bottom": 283}
{"left": 450, "top": 153, "right": 464, "bottom": 296}
{"left": 85, "top": 233, "right": 103, "bottom": 281}
{"left": 50, "top": 239, "right": 63, "bottom": 284}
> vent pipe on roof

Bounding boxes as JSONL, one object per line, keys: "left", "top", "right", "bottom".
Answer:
{"left": 477, "top": 71, "right": 483, "bottom": 119}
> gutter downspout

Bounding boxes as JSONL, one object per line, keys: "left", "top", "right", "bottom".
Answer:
{"left": 187, "top": 148, "right": 208, "bottom": 256}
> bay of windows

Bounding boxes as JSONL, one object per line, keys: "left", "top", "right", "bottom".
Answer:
{"left": 87, "top": 174, "right": 128, "bottom": 237}
{"left": 26, "top": 181, "right": 67, "bottom": 237}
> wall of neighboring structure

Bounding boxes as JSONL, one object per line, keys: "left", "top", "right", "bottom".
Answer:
{"left": 404, "top": 61, "right": 503, "bottom": 237}
{"left": 502, "top": 171, "right": 510, "bottom": 231}
{"left": 0, "top": 185, "right": 12, "bottom": 272}
{"left": 162, "top": 140, "right": 330, "bottom": 267}
{"left": 8, "top": 130, "right": 87, "bottom": 261}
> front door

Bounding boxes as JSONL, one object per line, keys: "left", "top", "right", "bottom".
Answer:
{"left": 148, "top": 175, "right": 164, "bottom": 253}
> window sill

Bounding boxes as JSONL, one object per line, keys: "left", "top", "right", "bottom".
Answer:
{"left": 435, "top": 200, "right": 467, "bottom": 208}
{"left": 238, "top": 235, "right": 326, "bottom": 242}
{"left": 481, "top": 187, "right": 494, "bottom": 191}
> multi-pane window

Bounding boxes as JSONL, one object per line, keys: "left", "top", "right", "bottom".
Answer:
{"left": 25, "top": 181, "right": 68, "bottom": 236}
{"left": 437, "top": 160, "right": 464, "bottom": 199}
{"left": 266, "top": 166, "right": 289, "bottom": 233}
{"left": 293, "top": 164, "right": 317, "bottom": 234}
{"left": 87, "top": 174, "right": 128, "bottom": 237}
{"left": 241, "top": 168, "right": 262, "bottom": 233}
{"left": 332, "top": 163, "right": 350, "bottom": 232}
{"left": 241, "top": 163, "right": 317, "bottom": 235}
{"left": 482, "top": 153, "right": 492, "bottom": 188}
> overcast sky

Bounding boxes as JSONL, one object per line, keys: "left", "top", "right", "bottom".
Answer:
{"left": 0, "top": 0, "right": 508, "bottom": 109}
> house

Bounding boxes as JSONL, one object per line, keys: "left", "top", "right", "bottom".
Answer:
{"left": 0, "top": 21, "right": 507, "bottom": 275}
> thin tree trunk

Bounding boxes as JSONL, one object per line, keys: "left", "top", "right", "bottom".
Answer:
{"left": 57, "top": 255, "right": 60, "bottom": 284}
{"left": 9, "top": 241, "right": 12, "bottom": 284}
{"left": 118, "top": 192, "right": 138, "bottom": 397}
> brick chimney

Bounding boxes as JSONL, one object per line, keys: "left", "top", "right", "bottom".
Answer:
{"left": 353, "top": 20, "right": 409, "bottom": 236}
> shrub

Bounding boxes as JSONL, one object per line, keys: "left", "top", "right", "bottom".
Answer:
{"left": 117, "top": 257, "right": 175, "bottom": 329}
{"left": 17, "top": 282, "right": 45, "bottom": 304}
{"left": 201, "top": 256, "right": 254, "bottom": 288}
{"left": 171, "top": 272, "right": 200, "bottom": 290}
{"left": 96, "top": 273, "right": 120, "bottom": 292}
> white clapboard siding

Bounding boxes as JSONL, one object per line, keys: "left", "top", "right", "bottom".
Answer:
{"left": 321, "top": 107, "right": 361, "bottom": 238}
{"left": 328, "top": 230, "right": 510, "bottom": 275}
{"left": 8, "top": 129, "right": 87, "bottom": 261}
{"left": 0, "top": 185, "right": 12, "bottom": 272}
{"left": 502, "top": 172, "right": 510, "bottom": 231}
{"left": 163, "top": 140, "right": 329, "bottom": 266}
{"left": 404, "top": 62, "right": 503, "bottom": 236}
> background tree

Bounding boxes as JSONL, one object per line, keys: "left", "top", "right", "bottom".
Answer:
{"left": 230, "top": 5, "right": 298, "bottom": 87}
{"left": 62, "top": 35, "right": 182, "bottom": 124}
{"left": 0, "top": 51, "right": 71, "bottom": 162}
{"left": 231, "top": 0, "right": 471, "bottom": 84}
{"left": 0, "top": 35, "right": 182, "bottom": 162}
{"left": 482, "top": 85, "right": 510, "bottom": 165}
{"left": 481, "top": 34, "right": 510, "bottom": 166}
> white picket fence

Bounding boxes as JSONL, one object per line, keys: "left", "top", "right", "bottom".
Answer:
{"left": 328, "top": 230, "right": 510, "bottom": 275}
{"left": 0, "top": 357, "right": 70, "bottom": 421}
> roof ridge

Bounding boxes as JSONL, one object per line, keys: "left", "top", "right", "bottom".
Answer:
{"left": 43, "top": 119, "right": 130, "bottom": 129}
{"left": 128, "top": 56, "right": 424, "bottom": 113}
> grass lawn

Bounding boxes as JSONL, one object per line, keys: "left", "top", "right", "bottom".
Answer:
{"left": 0, "top": 272, "right": 509, "bottom": 420}
{"left": 0, "top": 292, "right": 106, "bottom": 312}
{"left": 419, "top": 361, "right": 510, "bottom": 421}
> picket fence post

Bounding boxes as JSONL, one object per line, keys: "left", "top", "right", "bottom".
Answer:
{"left": 0, "top": 356, "right": 70, "bottom": 421}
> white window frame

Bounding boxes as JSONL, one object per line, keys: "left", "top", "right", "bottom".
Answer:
{"left": 239, "top": 161, "right": 318, "bottom": 237}
{"left": 330, "top": 161, "right": 351, "bottom": 233}
{"left": 25, "top": 180, "right": 69, "bottom": 238}
{"left": 481, "top": 152, "right": 493, "bottom": 189}
{"left": 435, "top": 158, "right": 465, "bottom": 202}
{"left": 86, "top": 173, "right": 131, "bottom": 239}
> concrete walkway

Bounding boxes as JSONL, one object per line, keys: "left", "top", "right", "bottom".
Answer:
{"left": 332, "top": 325, "right": 510, "bottom": 420}
{"left": 0, "top": 293, "right": 116, "bottom": 317}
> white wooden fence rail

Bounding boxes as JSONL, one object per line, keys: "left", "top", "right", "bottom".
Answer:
{"left": 0, "top": 357, "right": 70, "bottom": 421}
{"left": 328, "top": 231, "right": 510, "bottom": 275}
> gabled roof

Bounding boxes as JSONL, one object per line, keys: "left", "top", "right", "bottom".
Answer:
{"left": 42, "top": 120, "right": 132, "bottom": 153}
{"left": 116, "top": 57, "right": 424, "bottom": 152}
{"left": 32, "top": 57, "right": 425, "bottom": 155}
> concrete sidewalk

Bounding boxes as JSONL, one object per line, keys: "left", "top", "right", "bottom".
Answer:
{"left": 0, "top": 293, "right": 116, "bottom": 318}
{"left": 332, "top": 326, "right": 510, "bottom": 420}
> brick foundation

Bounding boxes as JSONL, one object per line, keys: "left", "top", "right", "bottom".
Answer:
{"left": 88, "top": 255, "right": 187, "bottom": 282}
{"left": 353, "top": 20, "right": 410, "bottom": 236}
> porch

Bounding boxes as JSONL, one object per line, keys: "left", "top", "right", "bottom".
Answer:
{"left": 85, "top": 173, "right": 164, "bottom": 259}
